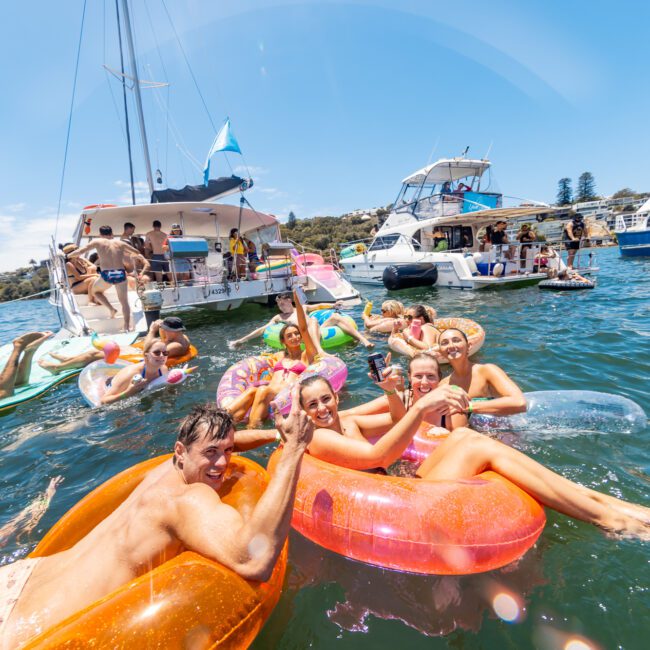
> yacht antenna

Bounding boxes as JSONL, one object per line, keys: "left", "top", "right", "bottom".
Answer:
{"left": 426, "top": 137, "right": 440, "bottom": 165}
{"left": 121, "top": 0, "right": 155, "bottom": 196}
{"left": 483, "top": 141, "right": 493, "bottom": 160}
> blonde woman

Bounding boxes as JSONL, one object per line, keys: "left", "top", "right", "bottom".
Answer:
{"left": 362, "top": 300, "right": 404, "bottom": 334}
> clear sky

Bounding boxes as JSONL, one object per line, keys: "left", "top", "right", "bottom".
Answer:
{"left": 1, "top": 0, "right": 649, "bottom": 271}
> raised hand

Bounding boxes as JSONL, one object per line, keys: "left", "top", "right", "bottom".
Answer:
{"left": 418, "top": 385, "right": 470, "bottom": 416}
{"left": 273, "top": 384, "right": 314, "bottom": 449}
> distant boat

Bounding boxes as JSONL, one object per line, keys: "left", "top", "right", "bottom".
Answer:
{"left": 614, "top": 199, "right": 650, "bottom": 257}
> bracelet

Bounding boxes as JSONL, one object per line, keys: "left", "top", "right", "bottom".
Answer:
{"left": 467, "top": 402, "right": 473, "bottom": 415}
{"left": 384, "top": 389, "right": 397, "bottom": 396}
{"left": 274, "top": 431, "right": 282, "bottom": 443}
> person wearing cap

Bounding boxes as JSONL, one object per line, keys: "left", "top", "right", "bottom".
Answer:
{"left": 62, "top": 243, "right": 100, "bottom": 302}
{"left": 143, "top": 317, "right": 191, "bottom": 360}
{"left": 563, "top": 213, "right": 586, "bottom": 269}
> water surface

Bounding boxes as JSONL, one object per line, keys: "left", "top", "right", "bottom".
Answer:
{"left": 1, "top": 247, "right": 648, "bottom": 649}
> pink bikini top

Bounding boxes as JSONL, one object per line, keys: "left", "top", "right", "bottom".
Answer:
{"left": 273, "top": 359, "right": 307, "bottom": 376}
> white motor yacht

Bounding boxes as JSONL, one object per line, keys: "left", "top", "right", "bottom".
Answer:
{"left": 340, "top": 157, "right": 566, "bottom": 290}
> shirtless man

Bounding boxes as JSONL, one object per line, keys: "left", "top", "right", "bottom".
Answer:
{"left": 69, "top": 226, "right": 143, "bottom": 331}
{"left": 144, "top": 220, "right": 169, "bottom": 282}
{"left": 120, "top": 222, "right": 152, "bottom": 286}
{"left": 0, "top": 396, "right": 313, "bottom": 648}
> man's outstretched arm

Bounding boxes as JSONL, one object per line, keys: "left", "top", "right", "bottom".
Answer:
{"left": 175, "top": 387, "right": 312, "bottom": 581}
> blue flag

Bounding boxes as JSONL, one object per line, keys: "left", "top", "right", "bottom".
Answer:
{"left": 203, "top": 118, "right": 242, "bottom": 185}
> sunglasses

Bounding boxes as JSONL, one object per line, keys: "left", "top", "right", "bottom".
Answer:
{"left": 149, "top": 349, "right": 169, "bottom": 357}
{"left": 404, "top": 315, "right": 414, "bottom": 321}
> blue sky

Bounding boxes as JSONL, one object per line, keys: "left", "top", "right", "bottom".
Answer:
{"left": 1, "top": 0, "right": 649, "bottom": 270}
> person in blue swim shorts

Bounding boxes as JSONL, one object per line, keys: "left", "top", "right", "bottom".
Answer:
{"left": 69, "top": 225, "right": 144, "bottom": 331}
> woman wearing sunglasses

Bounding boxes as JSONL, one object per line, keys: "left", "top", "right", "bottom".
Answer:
{"left": 362, "top": 300, "right": 404, "bottom": 334}
{"left": 101, "top": 339, "right": 169, "bottom": 405}
{"left": 388, "top": 304, "right": 441, "bottom": 358}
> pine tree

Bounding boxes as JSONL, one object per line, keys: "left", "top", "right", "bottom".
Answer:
{"left": 556, "top": 178, "right": 573, "bottom": 206}
{"left": 287, "top": 211, "right": 297, "bottom": 230}
{"left": 576, "top": 172, "right": 597, "bottom": 202}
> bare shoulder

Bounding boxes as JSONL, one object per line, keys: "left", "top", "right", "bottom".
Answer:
{"left": 480, "top": 363, "right": 506, "bottom": 377}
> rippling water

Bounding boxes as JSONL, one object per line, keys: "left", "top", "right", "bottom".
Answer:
{"left": 1, "top": 247, "right": 648, "bottom": 649}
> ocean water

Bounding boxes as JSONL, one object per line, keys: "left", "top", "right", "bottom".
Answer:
{"left": 0, "top": 246, "right": 648, "bottom": 649}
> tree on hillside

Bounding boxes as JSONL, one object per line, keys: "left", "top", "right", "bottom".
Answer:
{"left": 556, "top": 177, "right": 573, "bottom": 206}
{"left": 576, "top": 172, "right": 597, "bottom": 202}
{"left": 612, "top": 187, "right": 636, "bottom": 199}
{"left": 287, "top": 211, "right": 297, "bottom": 230}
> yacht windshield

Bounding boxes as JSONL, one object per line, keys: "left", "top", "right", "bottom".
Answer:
{"left": 369, "top": 234, "right": 400, "bottom": 251}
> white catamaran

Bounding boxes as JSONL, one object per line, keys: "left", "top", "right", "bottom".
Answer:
{"left": 48, "top": 0, "right": 358, "bottom": 337}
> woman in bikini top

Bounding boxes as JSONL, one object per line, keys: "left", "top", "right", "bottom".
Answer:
{"left": 388, "top": 304, "right": 441, "bottom": 359}
{"left": 101, "top": 340, "right": 169, "bottom": 405}
{"left": 226, "top": 289, "right": 325, "bottom": 428}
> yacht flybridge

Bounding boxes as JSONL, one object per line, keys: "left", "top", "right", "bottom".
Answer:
{"left": 340, "top": 157, "right": 565, "bottom": 289}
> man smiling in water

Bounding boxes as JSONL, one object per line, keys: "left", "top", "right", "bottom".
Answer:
{"left": 0, "top": 395, "right": 313, "bottom": 648}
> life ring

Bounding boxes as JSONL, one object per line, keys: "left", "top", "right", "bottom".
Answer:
{"left": 26, "top": 454, "right": 287, "bottom": 648}
{"left": 82, "top": 204, "right": 117, "bottom": 210}
{"left": 263, "top": 309, "right": 357, "bottom": 350}
{"left": 267, "top": 444, "right": 545, "bottom": 575}
{"left": 216, "top": 355, "right": 347, "bottom": 418}
{"left": 119, "top": 340, "right": 199, "bottom": 368}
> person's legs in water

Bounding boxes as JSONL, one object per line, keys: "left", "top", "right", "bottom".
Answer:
{"left": 416, "top": 428, "right": 650, "bottom": 539}
{"left": 322, "top": 313, "right": 374, "bottom": 348}
{"left": 38, "top": 350, "right": 102, "bottom": 375}
{"left": 0, "top": 333, "right": 43, "bottom": 398}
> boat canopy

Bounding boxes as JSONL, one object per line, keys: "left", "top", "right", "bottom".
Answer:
{"left": 402, "top": 158, "right": 491, "bottom": 187}
{"left": 74, "top": 202, "right": 278, "bottom": 241}
{"left": 150, "top": 176, "right": 251, "bottom": 204}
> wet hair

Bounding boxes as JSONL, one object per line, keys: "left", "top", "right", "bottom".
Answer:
{"left": 279, "top": 323, "right": 301, "bottom": 347}
{"left": 407, "top": 352, "right": 441, "bottom": 379}
{"left": 124, "top": 222, "right": 135, "bottom": 231}
{"left": 409, "top": 304, "right": 432, "bottom": 324}
{"left": 440, "top": 327, "right": 468, "bottom": 344}
{"left": 381, "top": 299, "right": 403, "bottom": 317}
{"left": 99, "top": 225, "right": 113, "bottom": 236}
{"left": 153, "top": 220, "right": 161, "bottom": 228}
{"left": 298, "top": 375, "right": 334, "bottom": 405}
{"left": 174, "top": 404, "right": 234, "bottom": 463}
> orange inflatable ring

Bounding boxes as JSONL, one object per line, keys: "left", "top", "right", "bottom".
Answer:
{"left": 267, "top": 445, "right": 545, "bottom": 575}
{"left": 432, "top": 317, "right": 485, "bottom": 363}
{"left": 25, "top": 454, "right": 286, "bottom": 649}
{"left": 119, "top": 340, "right": 198, "bottom": 368}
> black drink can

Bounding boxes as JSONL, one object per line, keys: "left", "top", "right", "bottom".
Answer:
{"left": 368, "top": 352, "right": 387, "bottom": 383}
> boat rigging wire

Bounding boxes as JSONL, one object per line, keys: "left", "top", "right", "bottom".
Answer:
{"left": 54, "top": 0, "right": 88, "bottom": 243}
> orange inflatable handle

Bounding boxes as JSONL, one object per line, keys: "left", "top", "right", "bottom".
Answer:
{"left": 268, "top": 447, "right": 545, "bottom": 575}
{"left": 119, "top": 342, "right": 198, "bottom": 368}
{"left": 25, "top": 455, "right": 286, "bottom": 649}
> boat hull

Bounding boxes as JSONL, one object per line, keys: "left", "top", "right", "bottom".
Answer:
{"left": 616, "top": 229, "right": 650, "bottom": 257}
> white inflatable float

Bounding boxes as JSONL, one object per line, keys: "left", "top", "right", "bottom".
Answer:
{"left": 470, "top": 390, "right": 646, "bottom": 436}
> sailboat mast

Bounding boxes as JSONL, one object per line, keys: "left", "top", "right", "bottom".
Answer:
{"left": 121, "top": 0, "right": 154, "bottom": 197}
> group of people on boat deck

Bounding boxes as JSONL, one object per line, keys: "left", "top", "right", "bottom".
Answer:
{"left": 2, "top": 290, "right": 650, "bottom": 648}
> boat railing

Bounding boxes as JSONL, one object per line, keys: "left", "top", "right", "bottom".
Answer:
{"left": 47, "top": 247, "right": 91, "bottom": 333}
{"left": 615, "top": 212, "right": 648, "bottom": 232}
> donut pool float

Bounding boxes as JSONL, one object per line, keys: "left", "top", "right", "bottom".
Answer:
{"left": 264, "top": 309, "right": 357, "bottom": 350}
{"left": 25, "top": 454, "right": 287, "bottom": 649}
{"left": 268, "top": 442, "right": 545, "bottom": 575}
{"left": 216, "top": 354, "right": 348, "bottom": 417}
